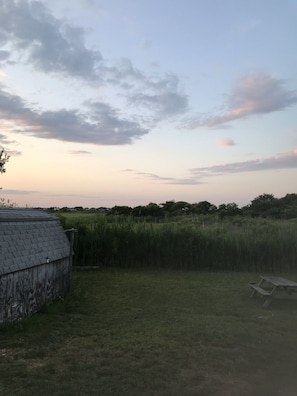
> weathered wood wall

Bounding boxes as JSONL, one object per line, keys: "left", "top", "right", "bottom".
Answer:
{"left": 0, "top": 259, "right": 71, "bottom": 323}
{"left": 0, "top": 209, "right": 73, "bottom": 324}
{"left": 0, "top": 258, "right": 71, "bottom": 323}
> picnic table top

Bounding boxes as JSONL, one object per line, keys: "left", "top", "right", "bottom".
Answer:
{"left": 260, "top": 275, "right": 297, "bottom": 287}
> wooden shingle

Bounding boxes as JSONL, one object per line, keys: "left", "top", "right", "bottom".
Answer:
{"left": 0, "top": 209, "right": 70, "bottom": 275}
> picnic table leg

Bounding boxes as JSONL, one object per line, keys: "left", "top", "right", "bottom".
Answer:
{"left": 263, "top": 286, "right": 277, "bottom": 308}
{"left": 263, "top": 297, "right": 271, "bottom": 308}
{"left": 250, "top": 278, "right": 265, "bottom": 298}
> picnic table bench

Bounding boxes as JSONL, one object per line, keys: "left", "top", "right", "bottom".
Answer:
{"left": 249, "top": 275, "right": 297, "bottom": 308}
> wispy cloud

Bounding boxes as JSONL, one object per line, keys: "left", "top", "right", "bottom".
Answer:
{"left": 190, "top": 148, "right": 297, "bottom": 177}
{"left": 122, "top": 169, "right": 203, "bottom": 185}
{"left": 7, "top": 149, "right": 21, "bottom": 156}
{"left": 0, "top": 132, "right": 17, "bottom": 145}
{"left": 184, "top": 73, "right": 297, "bottom": 129}
{"left": 105, "top": 61, "right": 188, "bottom": 121}
{"left": 69, "top": 150, "right": 92, "bottom": 155}
{"left": 0, "top": 189, "right": 38, "bottom": 195}
{"left": 124, "top": 149, "right": 297, "bottom": 185}
{"left": 128, "top": 91, "right": 188, "bottom": 121}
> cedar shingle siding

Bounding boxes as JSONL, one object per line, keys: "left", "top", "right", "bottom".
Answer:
{"left": 0, "top": 209, "right": 72, "bottom": 323}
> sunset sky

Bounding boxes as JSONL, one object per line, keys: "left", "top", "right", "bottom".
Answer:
{"left": 0, "top": 0, "right": 297, "bottom": 208}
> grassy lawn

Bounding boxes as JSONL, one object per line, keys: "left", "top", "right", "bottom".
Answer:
{"left": 1, "top": 270, "right": 297, "bottom": 396}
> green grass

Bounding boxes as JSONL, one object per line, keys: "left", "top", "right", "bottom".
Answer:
{"left": 1, "top": 270, "right": 297, "bottom": 395}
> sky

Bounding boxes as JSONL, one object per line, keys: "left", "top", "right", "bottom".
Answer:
{"left": 0, "top": 0, "right": 297, "bottom": 208}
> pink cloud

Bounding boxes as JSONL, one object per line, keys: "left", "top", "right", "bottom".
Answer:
{"left": 216, "top": 138, "right": 235, "bottom": 147}
{"left": 124, "top": 148, "right": 297, "bottom": 187}
{"left": 191, "top": 148, "right": 297, "bottom": 176}
{"left": 186, "top": 73, "right": 297, "bottom": 129}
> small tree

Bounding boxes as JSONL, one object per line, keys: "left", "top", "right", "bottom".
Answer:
{"left": 0, "top": 148, "right": 15, "bottom": 207}
{"left": 0, "top": 148, "right": 9, "bottom": 174}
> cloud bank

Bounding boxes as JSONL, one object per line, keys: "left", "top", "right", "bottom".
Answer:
{"left": 0, "top": 0, "right": 296, "bottom": 148}
{"left": 0, "top": 0, "right": 102, "bottom": 80}
{"left": 0, "top": 84, "right": 148, "bottom": 145}
{"left": 0, "top": 0, "right": 188, "bottom": 143}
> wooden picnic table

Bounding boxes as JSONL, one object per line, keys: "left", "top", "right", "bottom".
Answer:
{"left": 249, "top": 275, "right": 297, "bottom": 308}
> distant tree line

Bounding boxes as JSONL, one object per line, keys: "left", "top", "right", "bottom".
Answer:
{"left": 106, "top": 193, "right": 297, "bottom": 220}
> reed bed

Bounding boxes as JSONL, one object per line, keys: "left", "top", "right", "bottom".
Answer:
{"left": 58, "top": 213, "right": 297, "bottom": 272}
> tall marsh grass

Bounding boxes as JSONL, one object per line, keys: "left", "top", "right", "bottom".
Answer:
{"left": 58, "top": 213, "right": 297, "bottom": 271}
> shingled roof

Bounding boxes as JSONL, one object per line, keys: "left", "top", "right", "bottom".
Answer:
{"left": 0, "top": 208, "right": 70, "bottom": 276}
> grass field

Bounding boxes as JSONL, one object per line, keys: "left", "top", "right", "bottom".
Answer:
{"left": 1, "top": 270, "right": 297, "bottom": 396}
